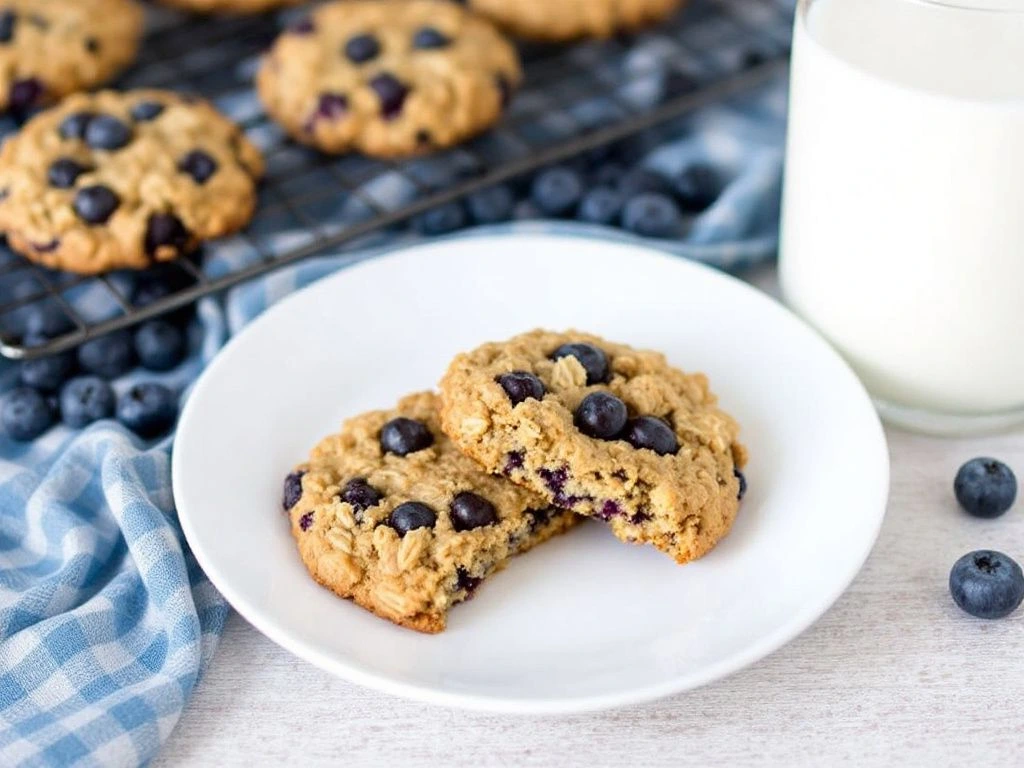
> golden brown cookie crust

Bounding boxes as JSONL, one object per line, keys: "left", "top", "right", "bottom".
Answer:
{"left": 256, "top": 0, "right": 522, "bottom": 157}
{"left": 468, "top": 0, "right": 684, "bottom": 41}
{"left": 0, "top": 89, "right": 264, "bottom": 274}
{"left": 439, "top": 330, "right": 746, "bottom": 565}
{"left": 0, "top": 0, "right": 143, "bottom": 112}
{"left": 155, "top": 0, "right": 304, "bottom": 13}
{"left": 287, "top": 392, "right": 578, "bottom": 633}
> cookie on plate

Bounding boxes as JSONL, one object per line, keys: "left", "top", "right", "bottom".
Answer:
{"left": 465, "top": 0, "right": 684, "bottom": 41}
{"left": 284, "top": 391, "right": 578, "bottom": 633}
{"left": 0, "top": 89, "right": 263, "bottom": 273}
{"left": 0, "top": 0, "right": 143, "bottom": 113}
{"left": 439, "top": 330, "right": 747, "bottom": 565}
{"left": 155, "top": 0, "right": 304, "bottom": 13}
{"left": 256, "top": 0, "right": 521, "bottom": 157}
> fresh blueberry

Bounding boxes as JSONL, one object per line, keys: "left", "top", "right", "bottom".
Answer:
{"left": 622, "top": 193, "right": 684, "bottom": 238}
{"left": 592, "top": 162, "right": 626, "bottom": 188}
{"left": 369, "top": 73, "right": 408, "bottom": 119}
{"left": 144, "top": 213, "right": 190, "bottom": 256}
{"left": 59, "top": 376, "right": 115, "bottom": 428}
{"left": 59, "top": 111, "right": 94, "bottom": 140}
{"left": 949, "top": 550, "right": 1024, "bottom": 620}
{"left": 735, "top": 468, "right": 747, "bottom": 500}
{"left": 73, "top": 184, "right": 120, "bottom": 224}
{"left": 623, "top": 415, "right": 678, "bottom": 455}
{"left": 380, "top": 417, "right": 434, "bottom": 456}
{"left": 19, "top": 343, "right": 75, "bottom": 392}
{"left": 344, "top": 33, "right": 380, "bottom": 63}
{"left": 130, "top": 101, "right": 164, "bottom": 122}
{"left": 551, "top": 342, "right": 609, "bottom": 385}
{"left": 497, "top": 371, "right": 545, "bottom": 406}
{"left": 116, "top": 382, "right": 177, "bottom": 438}
{"left": 618, "top": 167, "right": 675, "bottom": 198}
{"left": 574, "top": 392, "right": 628, "bottom": 440}
{"left": 2, "top": 387, "right": 55, "bottom": 441}
{"left": 283, "top": 470, "right": 304, "bottom": 510}
{"left": 77, "top": 330, "right": 135, "bottom": 379}
{"left": 577, "top": 187, "right": 624, "bottom": 226}
{"left": 412, "top": 27, "right": 450, "bottom": 49}
{"left": 47, "top": 158, "right": 90, "bottom": 189}
{"left": 134, "top": 320, "right": 185, "bottom": 372}
{"left": 131, "top": 278, "right": 194, "bottom": 328}
{"left": 9, "top": 78, "right": 43, "bottom": 113}
{"left": 414, "top": 202, "right": 466, "bottom": 235}
{"left": 178, "top": 150, "right": 218, "bottom": 184}
{"left": 466, "top": 184, "right": 515, "bottom": 224}
{"left": 84, "top": 114, "right": 132, "bottom": 150}
{"left": 954, "top": 458, "right": 1017, "bottom": 519}
{"left": 674, "top": 164, "right": 722, "bottom": 213}
{"left": 389, "top": 501, "right": 437, "bottom": 535}
{"left": 450, "top": 491, "right": 497, "bottom": 531}
{"left": 531, "top": 167, "right": 584, "bottom": 217}
{"left": 340, "top": 478, "right": 382, "bottom": 513}
{"left": 0, "top": 11, "right": 15, "bottom": 43}
{"left": 24, "top": 304, "right": 73, "bottom": 339}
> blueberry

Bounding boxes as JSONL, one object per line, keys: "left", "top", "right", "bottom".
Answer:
{"left": 130, "top": 101, "right": 164, "bottom": 122}
{"left": 344, "top": 33, "right": 380, "bottom": 63}
{"left": 735, "top": 468, "right": 747, "bottom": 500}
{"left": 77, "top": 330, "right": 135, "bottom": 379}
{"left": 131, "top": 278, "right": 193, "bottom": 328}
{"left": 380, "top": 417, "right": 434, "bottom": 456}
{"left": 19, "top": 344, "right": 75, "bottom": 392}
{"left": 622, "top": 193, "right": 684, "bottom": 238}
{"left": 2, "top": 387, "right": 55, "bottom": 441}
{"left": 497, "top": 371, "right": 545, "bottom": 405}
{"left": 949, "top": 550, "right": 1024, "bottom": 620}
{"left": 134, "top": 320, "right": 185, "bottom": 372}
{"left": 674, "top": 164, "right": 721, "bottom": 213}
{"left": 283, "top": 470, "right": 304, "bottom": 510}
{"left": 59, "top": 111, "right": 94, "bottom": 140}
{"left": 574, "top": 392, "right": 628, "bottom": 440}
{"left": 340, "top": 478, "right": 382, "bottom": 513}
{"left": 954, "top": 458, "right": 1017, "bottom": 519}
{"left": 531, "top": 167, "right": 583, "bottom": 217}
{"left": 369, "top": 73, "right": 408, "bottom": 119}
{"left": 592, "top": 163, "right": 626, "bottom": 188}
{"left": 25, "top": 304, "right": 73, "bottom": 338}
{"left": 618, "top": 167, "right": 674, "bottom": 198}
{"left": 577, "top": 187, "right": 624, "bottom": 226}
{"left": 289, "top": 18, "right": 315, "bottom": 35}
{"left": 414, "top": 202, "right": 466, "bottom": 235}
{"left": 9, "top": 78, "right": 43, "bottom": 113}
{"left": 456, "top": 567, "right": 482, "bottom": 594}
{"left": 623, "top": 415, "right": 678, "bottom": 455}
{"left": 412, "top": 27, "right": 450, "bottom": 49}
{"left": 389, "top": 501, "right": 436, "bottom": 535}
{"left": 84, "top": 114, "right": 132, "bottom": 150}
{"left": 178, "top": 150, "right": 218, "bottom": 184}
{"left": 116, "top": 382, "right": 177, "bottom": 438}
{"left": 59, "top": 376, "right": 115, "bottom": 428}
{"left": 495, "top": 74, "right": 512, "bottom": 107}
{"left": 73, "top": 185, "right": 120, "bottom": 224}
{"left": 551, "top": 342, "right": 609, "bottom": 385}
{"left": 466, "top": 185, "right": 515, "bottom": 224}
{"left": 0, "top": 11, "right": 15, "bottom": 43}
{"left": 47, "top": 158, "right": 90, "bottom": 189}
{"left": 450, "top": 492, "right": 497, "bottom": 532}
{"left": 144, "top": 213, "right": 190, "bottom": 256}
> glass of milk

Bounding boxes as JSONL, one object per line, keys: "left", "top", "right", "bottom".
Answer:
{"left": 779, "top": 0, "right": 1024, "bottom": 434}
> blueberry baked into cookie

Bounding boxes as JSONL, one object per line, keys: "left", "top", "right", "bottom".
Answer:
{"left": 256, "top": 0, "right": 521, "bottom": 157}
{"left": 465, "top": 0, "right": 685, "bottom": 41}
{"left": 0, "top": 89, "right": 263, "bottom": 273}
{"left": 439, "top": 330, "right": 747, "bottom": 565}
{"left": 0, "top": 0, "right": 143, "bottom": 113}
{"left": 284, "top": 392, "right": 577, "bottom": 633}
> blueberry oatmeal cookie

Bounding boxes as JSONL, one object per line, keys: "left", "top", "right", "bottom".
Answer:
{"left": 156, "top": 0, "right": 304, "bottom": 13}
{"left": 439, "top": 330, "right": 747, "bottom": 565}
{"left": 256, "top": 0, "right": 521, "bottom": 157}
{"left": 464, "top": 0, "right": 685, "bottom": 41}
{"left": 284, "top": 392, "right": 577, "bottom": 633}
{"left": 0, "top": 89, "right": 263, "bottom": 273}
{"left": 0, "top": 0, "right": 143, "bottom": 113}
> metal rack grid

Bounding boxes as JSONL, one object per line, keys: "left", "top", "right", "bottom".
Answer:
{"left": 0, "top": 0, "right": 793, "bottom": 360}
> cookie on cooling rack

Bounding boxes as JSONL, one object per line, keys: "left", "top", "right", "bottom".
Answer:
{"left": 256, "top": 0, "right": 521, "bottom": 157}
{"left": 466, "top": 0, "right": 685, "bottom": 41}
{"left": 0, "top": 0, "right": 143, "bottom": 113}
{"left": 155, "top": 0, "right": 304, "bottom": 12}
{"left": 0, "top": 89, "right": 264, "bottom": 274}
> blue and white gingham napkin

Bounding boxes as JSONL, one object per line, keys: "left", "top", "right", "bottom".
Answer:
{"left": 0, "top": 13, "right": 789, "bottom": 767}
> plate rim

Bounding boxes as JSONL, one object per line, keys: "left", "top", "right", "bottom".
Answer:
{"left": 173, "top": 229, "right": 890, "bottom": 714}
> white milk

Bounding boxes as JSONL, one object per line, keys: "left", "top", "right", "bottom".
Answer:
{"left": 780, "top": 0, "right": 1024, "bottom": 420}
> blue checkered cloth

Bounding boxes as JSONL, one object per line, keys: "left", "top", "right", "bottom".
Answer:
{"left": 0, "top": 9, "right": 789, "bottom": 768}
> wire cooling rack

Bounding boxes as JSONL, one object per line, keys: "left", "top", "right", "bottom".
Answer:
{"left": 0, "top": 0, "right": 793, "bottom": 360}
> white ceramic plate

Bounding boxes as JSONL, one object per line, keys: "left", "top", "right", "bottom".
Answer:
{"left": 173, "top": 232, "right": 889, "bottom": 714}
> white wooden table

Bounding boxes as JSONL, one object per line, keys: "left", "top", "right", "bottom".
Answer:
{"left": 156, "top": 268, "right": 1024, "bottom": 767}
